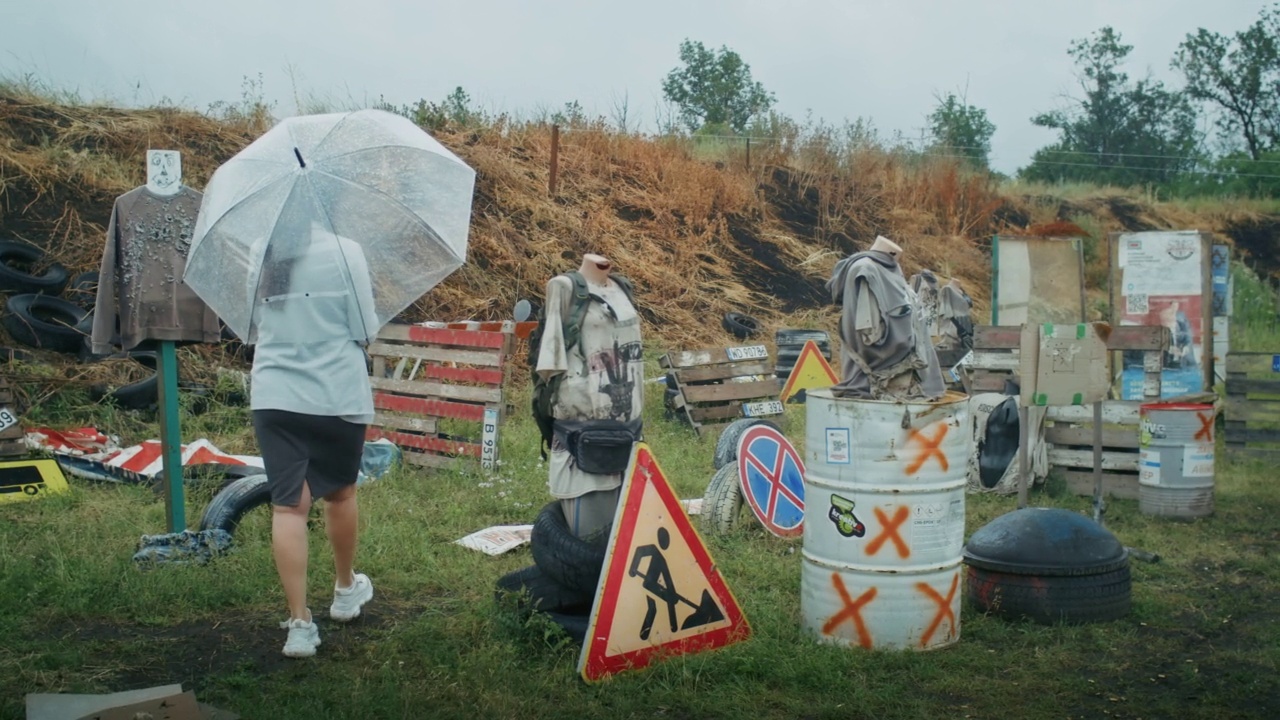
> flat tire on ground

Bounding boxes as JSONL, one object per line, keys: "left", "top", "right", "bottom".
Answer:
{"left": 713, "top": 417, "right": 781, "bottom": 471}
{"left": 494, "top": 564, "right": 594, "bottom": 615}
{"left": 530, "top": 501, "right": 610, "bottom": 595}
{"left": 0, "top": 240, "right": 69, "bottom": 295}
{"left": 3, "top": 294, "right": 88, "bottom": 353}
{"left": 700, "top": 463, "right": 745, "bottom": 535}
{"left": 198, "top": 474, "right": 271, "bottom": 534}
{"left": 965, "top": 565, "right": 1131, "bottom": 625}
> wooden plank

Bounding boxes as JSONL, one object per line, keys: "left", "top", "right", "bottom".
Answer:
{"left": 1045, "top": 424, "right": 1140, "bottom": 449}
{"left": 371, "top": 427, "right": 482, "bottom": 458}
{"left": 1046, "top": 402, "right": 1139, "bottom": 425}
{"left": 377, "top": 324, "right": 507, "bottom": 349}
{"left": 1223, "top": 423, "right": 1280, "bottom": 443}
{"left": 402, "top": 451, "right": 459, "bottom": 469}
{"left": 688, "top": 404, "right": 753, "bottom": 422}
{"left": 673, "top": 360, "right": 774, "bottom": 383}
{"left": 411, "top": 364, "right": 505, "bottom": 385}
{"left": 970, "top": 374, "right": 1012, "bottom": 393}
{"left": 1225, "top": 446, "right": 1280, "bottom": 461}
{"left": 373, "top": 392, "right": 485, "bottom": 422}
{"left": 1060, "top": 470, "right": 1139, "bottom": 500}
{"left": 1222, "top": 378, "right": 1280, "bottom": 396}
{"left": 969, "top": 351, "right": 1020, "bottom": 371}
{"left": 371, "top": 412, "right": 439, "bottom": 435}
{"left": 1048, "top": 448, "right": 1138, "bottom": 472}
{"left": 682, "top": 379, "right": 782, "bottom": 403}
{"left": 1224, "top": 396, "right": 1280, "bottom": 423}
{"left": 662, "top": 346, "right": 768, "bottom": 369}
{"left": 370, "top": 377, "right": 502, "bottom": 404}
{"left": 367, "top": 341, "right": 502, "bottom": 367}
{"left": 1226, "top": 353, "right": 1280, "bottom": 375}
{"left": 974, "top": 325, "right": 1169, "bottom": 351}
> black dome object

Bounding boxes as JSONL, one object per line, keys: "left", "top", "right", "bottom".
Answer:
{"left": 963, "top": 508, "right": 1128, "bottom": 576}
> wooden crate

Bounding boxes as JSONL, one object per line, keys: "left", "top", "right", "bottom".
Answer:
{"left": 0, "top": 375, "right": 25, "bottom": 458}
{"left": 661, "top": 344, "right": 782, "bottom": 437}
{"left": 967, "top": 324, "right": 1168, "bottom": 498}
{"left": 366, "top": 324, "right": 513, "bottom": 470}
{"left": 1225, "top": 352, "right": 1280, "bottom": 461}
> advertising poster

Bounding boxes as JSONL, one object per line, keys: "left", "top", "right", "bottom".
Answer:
{"left": 1115, "top": 231, "right": 1208, "bottom": 399}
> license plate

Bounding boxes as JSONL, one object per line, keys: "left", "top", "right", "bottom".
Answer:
{"left": 741, "top": 400, "right": 784, "bottom": 417}
{"left": 0, "top": 407, "right": 17, "bottom": 433}
{"left": 726, "top": 345, "right": 768, "bottom": 361}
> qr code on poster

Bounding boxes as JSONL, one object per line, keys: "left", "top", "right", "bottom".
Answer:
{"left": 1127, "top": 293, "right": 1149, "bottom": 314}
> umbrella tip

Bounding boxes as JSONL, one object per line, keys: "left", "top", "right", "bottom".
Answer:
{"left": 293, "top": 147, "right": 306, "bottom": 168}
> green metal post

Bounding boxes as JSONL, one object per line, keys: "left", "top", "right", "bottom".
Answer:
{"left": 990, "top": 235, "right": 1000, "bottom": 325}
{"left": 157, "top": 340, "right": 185, "bottom": 531}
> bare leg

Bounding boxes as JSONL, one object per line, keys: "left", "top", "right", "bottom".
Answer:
{"left": 325, "top": 484, "right": 358, "bottom": 589}
{"left": 273, "top": 481, "right": 313, "bottom": 621}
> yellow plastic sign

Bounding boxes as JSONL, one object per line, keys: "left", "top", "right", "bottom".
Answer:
{"left": 779, "top": 339, "right": 839, "bottom": 403}
{"left": 578, "top": 443, "right": 750, "bottom": 682}
{"left": 0, "top": 458, "right": 70, "bottom": 504}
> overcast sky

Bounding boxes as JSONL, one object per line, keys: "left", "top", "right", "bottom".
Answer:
{"left": 2, "top": 0, "right": 1272, "bottom": 174}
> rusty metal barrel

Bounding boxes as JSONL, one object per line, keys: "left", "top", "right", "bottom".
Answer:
{"left": 801, "top": 389, "right": 972, "bottom": 651}
{"left": 1138, "top": 402, "right": 1215, "bottom": 519}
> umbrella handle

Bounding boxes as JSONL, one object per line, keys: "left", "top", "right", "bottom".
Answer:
{"left": 294, "top": 148, "right": 306, "bottom": 168}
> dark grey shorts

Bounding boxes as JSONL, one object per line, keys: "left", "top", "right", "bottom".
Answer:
{"left": 252, "top": 409, "right": 366, "bottom": 506}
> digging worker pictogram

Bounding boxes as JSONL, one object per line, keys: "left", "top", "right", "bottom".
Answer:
{"left": 628, "top": 526, "right": 725, "bottom": 640}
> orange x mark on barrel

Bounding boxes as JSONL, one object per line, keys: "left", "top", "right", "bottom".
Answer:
{"left": 865, "top": 506, "right": 911, "bottom": 558}
{"left": 905, "top": 423, "right": 949, "bottom": 474}
{"left": 822, "top": 573, "right": 877, "bottom": 649}
{"left": 1194, "top": 411, "right": 1213, "bottom": 442}
{"left": 916, "top": 573, "right": 959, "bottom": 647}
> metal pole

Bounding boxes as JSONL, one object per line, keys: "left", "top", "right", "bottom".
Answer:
{"left": 548, "top": 124, "right": 560, "bottom": 196}
{"left": 745, "top": 137, "right": 751, "bottom": 170}
{"left": 1016, "top": 405, "right": 1030, "bottom": 509}
{"left": 1091, "top": 400, "right": 1105, "bottom": 525}
{"left": 157, "top": 340, "right": 185, "bottom": 531}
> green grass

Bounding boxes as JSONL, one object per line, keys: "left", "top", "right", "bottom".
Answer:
{"left": 1, "top": 367, "right": 1277, "bottom": 719}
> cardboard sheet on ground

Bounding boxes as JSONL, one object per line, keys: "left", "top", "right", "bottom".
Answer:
{"left": 779, "top": 340, "right": 839, "bottom": 403}
{"left": 1019, "top": 323, "right": 1110, "bottom": 407}
{"left": 454, "top": 525, "right": 532, "bottom": 555}
{"left": 578, "top": 443, "right": 749, "bottom": 682}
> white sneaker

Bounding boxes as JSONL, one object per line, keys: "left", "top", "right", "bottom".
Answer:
{"left": 280, "top": 616, "right": 321, "bottom": 658}
{"left": 330, "top": 573, "right": 374, "bottom": 622}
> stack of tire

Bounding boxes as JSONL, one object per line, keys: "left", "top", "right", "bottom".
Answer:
{"left": 774, "top": 328, "right": 833, "bottom": 382}
{"left": 699, "top": 417, "right": 780, "bottom": 535}
{"left": 495, "top": 502, "right": 609, "bottom": 644}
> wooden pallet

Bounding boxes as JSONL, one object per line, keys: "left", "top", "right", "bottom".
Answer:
{"left": 0, "top": 374, "right": 25, "bottom": 457}
{"left": 967, "top": 324, "right": 1168, "bottom": 498}
{"left": 1225, "top": 352, "right": 1280, "bottom": 461}
{"left": 660, "top": 344, "right": 783, "bottom": 437}
{"left": 365, "top": 324, "right": 513, "bottom": 470}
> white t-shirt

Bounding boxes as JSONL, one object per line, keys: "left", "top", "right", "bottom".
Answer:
{"left": 536, "top": 275, "right": 644, "bottom": 498}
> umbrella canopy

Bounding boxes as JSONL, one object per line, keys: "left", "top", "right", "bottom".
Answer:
{"left": 185, "top": 109, "right": 475, "bottom": 341}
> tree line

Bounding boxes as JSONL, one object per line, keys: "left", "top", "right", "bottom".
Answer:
{"left": 659, "top": 6, "right": 1280, "bottom": 196}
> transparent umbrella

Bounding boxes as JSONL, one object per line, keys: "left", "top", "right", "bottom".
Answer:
{"left": 184, "top": 109, "right": 475, "bottom": 342}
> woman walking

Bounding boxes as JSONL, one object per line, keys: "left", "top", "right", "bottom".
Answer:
{"left": 250, "top": 225, "right": 379, "bottom": 658}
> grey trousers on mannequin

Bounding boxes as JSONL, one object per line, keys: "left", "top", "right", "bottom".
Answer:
{"left": 560, "top": 487, "right": 622, "bottom": 539}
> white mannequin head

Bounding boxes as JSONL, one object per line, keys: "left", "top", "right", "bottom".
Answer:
{"left": 869, "top": 235, "right": 902, "bottom": 257}
{"left": 146, "top": 150, "right": 182, "bottom": 196}
{"left": 579, "top": 253, "right": 612, "bottom": 285}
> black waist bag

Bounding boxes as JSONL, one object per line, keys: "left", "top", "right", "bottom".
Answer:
{"left": 555, "top": 419, "right": 643, "bottom": 475}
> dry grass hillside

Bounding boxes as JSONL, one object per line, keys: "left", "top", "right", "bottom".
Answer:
{"left": 3, "top": 92, "right": 1279, "bottom": 355}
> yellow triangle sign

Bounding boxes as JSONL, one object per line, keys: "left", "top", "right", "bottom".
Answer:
{"left": 0, "top": 458, "right": 69, "bottom": 504}
{"left": 779, "top": 339, "right": 839, "bottom": 403}
{"left": 578, "top": 443, "right": 751, "bottom": 682}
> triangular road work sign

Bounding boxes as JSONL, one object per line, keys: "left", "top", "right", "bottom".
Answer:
{"left": 578, "top": 443, "right": 750, "bottom": 682}
{"left": 779, "top": 339, "right": 839, "bottom": 403}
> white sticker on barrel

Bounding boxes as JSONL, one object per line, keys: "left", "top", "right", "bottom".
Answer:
{"left": 825, "top": 428, "right": 851, "bottom": 464}
{"left": 1139, "top": 449, "right": 1160, "bottom": 484}
{"left": 910, "top": 500, "right": 964, "bottom": 556}
{"left": 1183, "top": 443, "right": 1214, "bottom": 477}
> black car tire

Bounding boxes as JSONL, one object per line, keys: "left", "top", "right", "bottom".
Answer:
{"left": 198, "top": 474, "right": 271, "bottom": 534}
{"left": 530, "top": 501, "right": 611, "bottom": 596}
{"left": 494, "top": 564, "right": 594, "bottom": 614}
{"left": 0, "top": 240, "right": 69, "bottom": 295}
{"left": 700, "top": 463, "right": 745, "bottom": 535}
{"left": 966, "top": 565, "right": 1131, "bottom": 625}
{"left": 3, "top": 294, "right": 88, "bottom": 353}
{"left": 713, "top": 417, "right": 781, "bottom": 470}
{"left": 722, "top": 312, "right": 761, "bottom": 340}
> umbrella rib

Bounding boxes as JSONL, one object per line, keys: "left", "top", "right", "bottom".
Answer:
{"left": 312, "top": 144, "right": 465, "bottom": 167}
{"left": 292, "top": 112, "right": 358, "bottom": 166}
